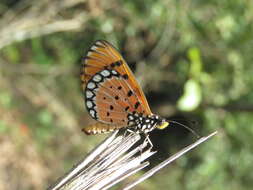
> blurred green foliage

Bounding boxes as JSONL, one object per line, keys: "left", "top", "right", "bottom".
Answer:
{"left": 0, "top": 0, "right": 253, "bottom": 190}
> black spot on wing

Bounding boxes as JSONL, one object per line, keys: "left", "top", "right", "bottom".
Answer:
{"left": 127, "top": 90, "right": 133, "bottom": 97}
{"left": 125, "top": 106, "right": 130, "bottom": 111}
{"left": 122, "top": 74, "right": 129, "bottom": 80}
{"left": 134, "top": 101, "right": 140, "bottom": 109}
{"left": 111, "top": 62, "right": 116, "bottom": 67}
{"left": 110, "top": 61, "right": 123, "bottom": 68}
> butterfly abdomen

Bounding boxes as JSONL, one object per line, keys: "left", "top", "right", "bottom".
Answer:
{"left": 82, "top": 123, "right": 121, "bottom": 135}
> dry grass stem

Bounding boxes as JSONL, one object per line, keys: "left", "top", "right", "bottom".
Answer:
{"left": 48, "top": 131, "right": 217, "bottom": 190}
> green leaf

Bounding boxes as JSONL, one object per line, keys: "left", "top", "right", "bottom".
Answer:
{"left": 177, "top": 79, "right": 202, "bottom": 111}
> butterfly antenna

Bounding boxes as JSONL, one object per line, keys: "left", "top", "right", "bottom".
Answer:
{"left": 167, "top": 120, "right": 200, "bottom": 138}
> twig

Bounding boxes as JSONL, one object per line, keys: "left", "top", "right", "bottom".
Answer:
{"left": 48, "top": 131, "right": 217, "bottom": 190}
{"left": 0, "top": 0, "right": 88, "bottom": 49}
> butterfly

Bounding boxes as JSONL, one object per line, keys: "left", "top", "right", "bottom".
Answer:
{"left": 80, "top": 40, "right": 169, "bottom": 135}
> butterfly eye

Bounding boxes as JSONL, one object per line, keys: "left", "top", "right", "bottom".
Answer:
{"left": 156, "top": 121, "right": 169, "bottom": 130}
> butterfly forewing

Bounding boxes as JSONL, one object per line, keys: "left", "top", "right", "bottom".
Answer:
{"left": 81, "top": 41, "right": 121, "bottom": 86}
{"left": 81, "top": 40, "right": 152, "bottom": 134}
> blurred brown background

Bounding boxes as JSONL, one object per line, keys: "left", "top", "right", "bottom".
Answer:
{"left": 0, "top": 0, "right": 253, "bottom": 189}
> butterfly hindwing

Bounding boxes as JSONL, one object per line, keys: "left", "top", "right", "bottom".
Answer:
{"left": 85, "top": 69, "right": 147, "bottom": 126}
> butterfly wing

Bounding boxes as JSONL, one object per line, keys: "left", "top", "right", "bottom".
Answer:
{"left": 81, "top": 40, "right": 151, "bottom": 115}
{"left": 81, "top": 40, "right": 152, "bottom": 134}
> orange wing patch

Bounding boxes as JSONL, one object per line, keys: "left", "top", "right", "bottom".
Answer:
{"left": 95, "top": 76, "right": 147, "bottom": 125}
{"left": 84, "top": 69, "right": 148, "bottom": 126}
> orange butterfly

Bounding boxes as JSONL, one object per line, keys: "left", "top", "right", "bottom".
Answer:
{"left": 81, "top": 40, "right": 169, "bottom": 135}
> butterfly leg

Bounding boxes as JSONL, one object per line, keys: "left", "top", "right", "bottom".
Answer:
{"left": 124, "top": 129, "right": 145, "bottom": 152}
{"left": 143, "top": 134, "right": 153, "bottom": 150}
{"left": 124, "top": 129, "right": 133, "bottom": 137}
{"left": 125, "top": 129, "right": 141, "bottom": 142}
{"left": 136, "top": 134, "right": 154, "bottom": 157}
{"left": 126, "top": 129, "right": 154, "bottom": 153}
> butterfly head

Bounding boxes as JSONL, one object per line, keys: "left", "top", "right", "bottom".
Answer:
{"left": 155, "top": 116, "right": 169, "bottom": 130}
{"left": 128, "top": 113, "right": 169, "bottom": 134}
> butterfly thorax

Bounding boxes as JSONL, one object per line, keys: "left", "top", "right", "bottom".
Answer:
{"left": 127, "top": 113, "right": 164, "bottom": 134}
